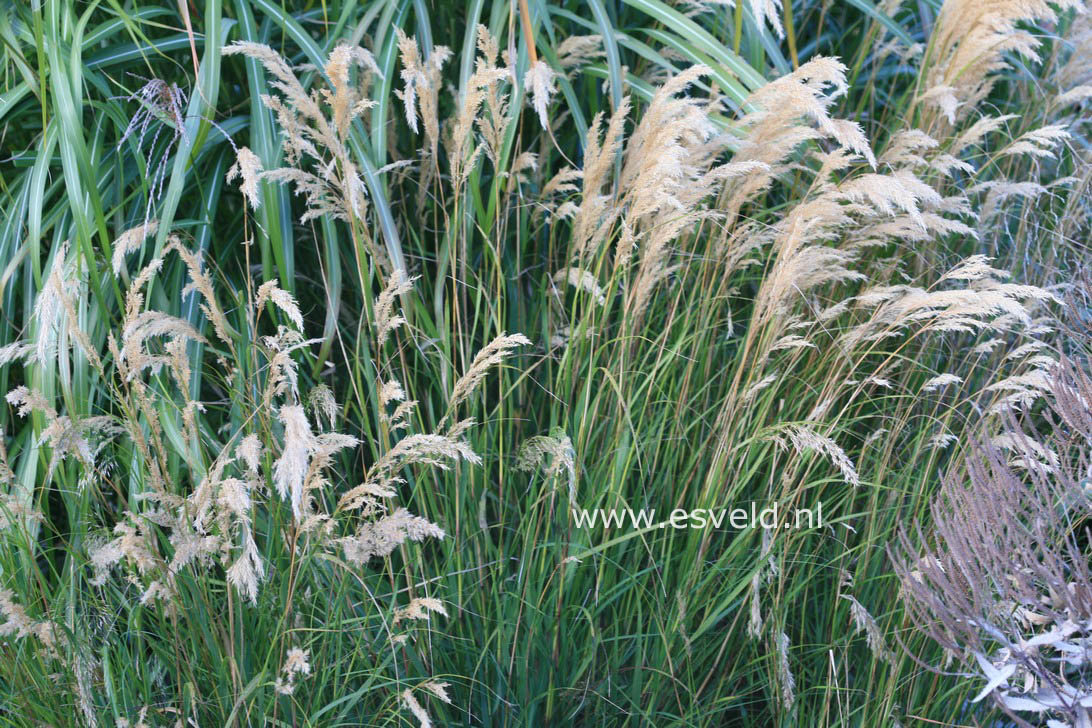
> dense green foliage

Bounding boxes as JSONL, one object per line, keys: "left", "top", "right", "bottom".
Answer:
{"left": 0, "top": 1, "right": 1088, "bottom": 726}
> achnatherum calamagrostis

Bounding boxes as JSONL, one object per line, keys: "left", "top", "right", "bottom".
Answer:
{"left": 520, "top": 22, "right": 1078, "bottom": 715}
{"left": 0, "top": 38, "right": 535, "bottom": 728}
{"left": 221, "top": 41, "right": 395, "bottom": 270}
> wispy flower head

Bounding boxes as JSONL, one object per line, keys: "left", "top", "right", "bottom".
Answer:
{"left": 227, "top": 146, "right": 263, "bottom": 209}
{"left": 273, "top": 405, "right": 315, "bottom": 520}
{"left": 524, "top": 60, "right": 557, "bottom": 131}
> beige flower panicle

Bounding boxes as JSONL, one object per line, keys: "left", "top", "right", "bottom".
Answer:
{"left": 747, "top": 571, "right": 764, "bottom": 638}
{"left": 393, "top": 597, "right": 448, "bottom": 624}
{"left": 0, "top": 486, "right": 42, "bottom": 531}
{"left": 274, "top": 647, "right": 312, "bottom": 695}
{"left": 401, "top": 689, "right": 433, "bottom": 728}
{"left": 111, "top": 220, "right": 158, "bottom": 275}
{"left": 422, "top": 680, "right": 452, "bottom": 704}
{"left": 273, "top": 404, "right": 315, "bottom": 520}
{"left": 255, "top": 279, "right": 304, "bottom": 330}
{"left": 768, "top": 423, "right": 860, "bottom": 488}
{"left": 0, "top": 342, "right": 31, "bottom": 367}
{"left": 308, "top": 383, "right": 339, "bottom": 429}
{"left": 323, "top": 44, "right": 381, "bottom": 139}
{"left": 553, "top": 267, "right": 606, "bottom": 306}
{"left": 375, "top": 270, "right": 418, "bottom": 347}
{"left": 6, "top": 387, "right": 123, "bottom": 476}
{"left": 227, "top": 146, "right": 263, "bottom": 209}
{"left": 446, "top": 334, "right": 531, "bottom": 414}
{"left": 569, "top": 96, "right": 630, "bottom": 259}
{"left": 378, "top": 378, "right": 418, "bottom": 433}
{"left": 337, "top": 479, "right": 398, "bottom": 513}
{"left": 222, "top": 42, "right": 382, "bottom": 257}
{"left": 720, "top": 56, "right": 876, "bottom": 236}
{"left": 1054, "top": 6, "right": 1092, "bottom": 108}
{"left": 841, "top": 594, "right": 894, "bottom": 663}
{"left": 0, "top": 588, "right": 66, "bottom": 660}
{"left": 449, "top": 25, "right": 513, "bottom": 184}
{"left": 400, "top": 680, "right": 453, "bottom": 728}
{"left": 394, "top": 30, "right": 452, "bottom": 161}
{"left": 922, "top": 0, "right": 1083, "bottom": 126}
{"left": 225, "top": 524, "right": 265, "bottom": 604}
{"left": 516, "top": 429, "right": 577, "bottom": 505}
{"left": 922, "top": 373, "right": 962, "bottom": 393}
{"left": 368, "top": 434, "right": 482, "bottom": 487}
{"left": 558, "top": 35, "right": 604, "bottom": 72}
{"left": 1002, "top": 124, "right": 1071, "bottom": 160}
{"left": 168, "top": 237, "right": 233, "bottom": 346}
{"left": 33, "top": 240, "right": 100, "bottom": 368}
{"left": 524, "top": 60, "right": 557, "bottom": 131}
{"left": 775, "top": 630, "right": 795, "bottom": 710}
{"left": 340, "top": 507, "right": 446, "bottom": 565}
{"left": 236, "top": 434, "right": 263, "bottom": 472}
{"left": 87, "top": 513, "right": 161, "bottom": 587}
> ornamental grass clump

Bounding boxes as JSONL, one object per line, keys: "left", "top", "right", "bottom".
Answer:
{"left": 0, "top": 39, "right": 531, "bottom": 726}
{"left": 0, "top": 1, "right": 1089, "bottom": 725}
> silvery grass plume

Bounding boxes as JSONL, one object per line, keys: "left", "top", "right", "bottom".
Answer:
{"left": 401, "top": 680, "right": 453, "bottom": 728}
{"left": 765, "top": 423, "right": 860, "bottom": 488}
{"left": 722, "top": 56, "right": 873, "bottom": 233}
{"left": 110, "top": 220, "right": 158, "bottom": 275}
{"left": 274, "top": 647, "right": 312, "bottom": 695}
{"left": 1052, "top": 3, "right": 1092, "bottom": 112}
{"left": 618, "top": 65, "right": 724, "bottom": 320}
{"left": 0, "top": 587, "right": 66, "bottom": 660}
{"left": 53, "top": 212, "right": 524, "bottom": 727}
{"left": 87, "top": 231, "right": 342, "bottom": 610}
{"left": 920, "top": 0, "right": 1084, "bottom": 128}
{"left": 835, "top": 255, "right": 1061, "bottom": 358}
{"left": 558, "top": 95, "right": 629, "bottom": 259}
{"left": 524, "top": 60, "right": 557, "bottom": 131}
{"left": 31, "top": 240, "right": 102, "bottom": 371}
{"left": 221, "top": 41, "right": 389, "bottom": 264}
{"left": 340, "top": 283, "right": 526, "bottom": 515}
{"left": 5, "top": 281, "right": 497, "bottom": 726}
{"left": 272, "top": 404, "right": 319, "bottom": 520}
{"left": 626, "top": 58, "right": 910, "bottom": 335}
{"left": 548, "top": 62, "right": 758, "bottom": 325}
{"left": 839, "top": 571, "right": 895, "bottom": 665}
{"left": 544, "top": 55, "right": 938, "bottom": 360}
{"left": 676, "top": 1, "right": 786, "bottom": 37}
{"left": 516, "top": 427, "right": 578, "bottom": 504}
{"left": 6, "top": 386, "right": 123, "bottom": 479}
{"left": 553, "top": 267, "right": 607, "bottom": 306}
{"left": 736, "top": 68, "right": 982, "bottom": 342}
{"left": 540, "top": 62, "right": 732, "bottom": 329}
{"left": 395, "top": 30, "right": 452, "bottom": 168}
{"left": 775, "top": 630, "right": 796, "bottom": 711}
{"left": 3, "top": 567, "right": 96, "bottom": 723}
{"left": 393, "top": 597, "right": 448, "bottom": 625}
{"left": 845, "top": 129, "right": 977, "bottom": 258}
{"left": 447, "top": 26, "right": 514, "bottom": 188}
{"left": 0, "top": 435, "right": 40, "bottom": 531}
{"left": 557, "top": 34, "right": 604, "bottom": 75}
{"left": 713, "top": 17, "right": 1078, "bottom": 433}
{"left": 444, "top": 332, "right": 531, "bottom": 417}
{"left": 891, "top": 357, "right": 1092, "bottom": 726}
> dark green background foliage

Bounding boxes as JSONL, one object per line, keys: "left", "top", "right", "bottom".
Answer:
{"left": 0, "top": 0, "right": 1087, "bottom": 726}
